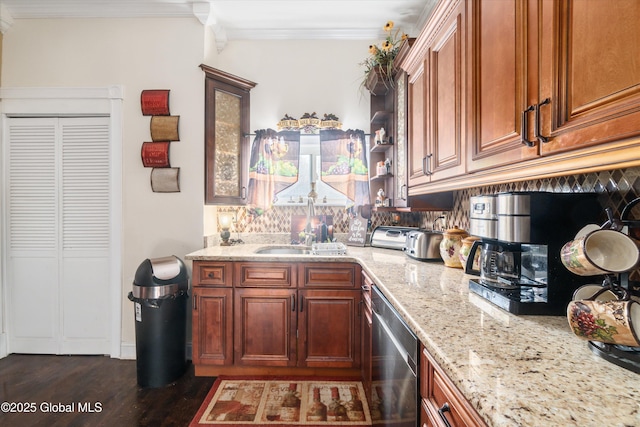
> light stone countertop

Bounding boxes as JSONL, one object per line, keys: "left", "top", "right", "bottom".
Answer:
{"left": 185, "top": 243, "right": 640, "bottom": 427}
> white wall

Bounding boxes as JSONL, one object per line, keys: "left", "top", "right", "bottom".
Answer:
{"left": 1, "top": 17, "right": 372, "bottom": 353}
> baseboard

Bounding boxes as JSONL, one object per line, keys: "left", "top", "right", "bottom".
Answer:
{"left": 0, "top": 332, "right": 7, "bottom": 359}
{"left": 119, "top": 341, "right": 192, "bottom": 361}
{"left": 119, "top": 342, "right": 136, "bottom": 360}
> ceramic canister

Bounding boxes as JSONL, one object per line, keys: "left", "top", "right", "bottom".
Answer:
{"left": 440, "top": 227, "right": 469, "bottom": 268}
{"left": 459, "top": 236, "right": 481, "bottom": 270}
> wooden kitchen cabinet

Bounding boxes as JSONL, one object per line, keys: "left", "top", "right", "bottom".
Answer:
{"left": 235, "top": 263, "right": 361, "bottom": 369}
{"left": 234, "top": 288, "right": 297, "bottom": 367}
{"left": 537, "top": 0, "right": 640, "bottom": 155}
{"left": 298, "top": 262, "right": 361, "bottom": 368}
{"left": 191, "top": 287, "right": 233, "bottom": 366}
{"left": 201, "top": 64, "right": 256, "bottom": 205}
{"left": 468, "top": 0, "right": 640, "bottom": 172}
{"left": 191, "top": 261, "right": 233, "bottom": 366}
{"left": 420, "top": 344, "right": 486, "bottom": 427}
{"left": 466, "top": 0, "right": 540, "bottom": 172}
{"left": 298, "top": 289, "right": 361, "bottom": 368}
{"left": 192, "top": 260, "right": 362, "bottom": 375}
{"left": 401, "top": 0, "right": 640, "bottom": 194}
{"left": 406, "top": 0, "right": 467, "bottom": 192}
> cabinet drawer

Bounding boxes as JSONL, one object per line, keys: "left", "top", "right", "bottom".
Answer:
{"left": 193, "top": 261, "right": 232, "bottom": 287}
{"left": 299, "top": 263, "right": 360, "bottom": 288}
{"left": 421, "top": 345, "right": 487, "bottom": 427}
{"left": 234, "top": 262, "right": 295, "bottom": 287}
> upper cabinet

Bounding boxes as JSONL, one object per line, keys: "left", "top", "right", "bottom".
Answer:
{"left": 467, "top": 0, "right": 540, "bottom": 172}
{"left": 537, "top": 0, "right": 640, "bottom": 155}
{"left": 405, "top": 0, "right": 467, "bottom": 193}
{"left": 469, "top": 0, "right": 640, "bottom": 172}
{"left": 201, "top": 64, "right": 257, "bottom": 205}
{"left": 401, "top": 0, "right": 640, "bottom": 194}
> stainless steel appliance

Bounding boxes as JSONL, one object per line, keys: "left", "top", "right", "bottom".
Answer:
{"left": 370, "top": 226, "right": 418, "bottom": 250}
{"left": 469, "top": 195, "right": 497, "bottom": 238}
{"left": 371, "top": 286, "right": 418, "bottom": 426}
{"left": 466, "top": 192, "right": 601, "bottom": 315}
{"left": 403, "top": 230, "right": 443, "bottom": 261}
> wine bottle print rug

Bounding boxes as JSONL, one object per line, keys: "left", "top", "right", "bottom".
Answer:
{"left": 189, "top": 377, "right": 373, "bottom": 426}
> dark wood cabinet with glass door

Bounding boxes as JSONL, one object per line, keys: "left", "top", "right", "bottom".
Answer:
{"left": 201, "top": 64, "right": 257, "bottom": 205}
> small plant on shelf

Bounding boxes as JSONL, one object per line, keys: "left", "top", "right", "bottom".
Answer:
{"left": 360, "top": 21, "right": 408, "bottom": 94}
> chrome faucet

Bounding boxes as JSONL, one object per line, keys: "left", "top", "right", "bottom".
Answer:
{"left": 304, "top": 182, "right": 318, "bottom": 246}
{"left": 432, "top": 215, "right": 446, "bottom": 231}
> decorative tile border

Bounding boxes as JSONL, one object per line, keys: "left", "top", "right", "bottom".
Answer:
{"left": 213, "top": 166, "right": 640, "bottom": 236}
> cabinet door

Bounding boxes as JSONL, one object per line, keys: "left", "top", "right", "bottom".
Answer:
{"left": 297, "top": 289, "right": 361, "bottom": 369}
{"left": 407, "top": 60, "right": 430, "bottom": 189}
{"left": 234, "top": 288, "right": 297, "bottom": 367}
{"left": 192, "top": 287, "right": 233, "bottom": 365}
{"left": 394, "top": 72, "right": 409, "bottom": 207}
{"left": 201, "top": 65, "right": 256, "bottom": 205}
{"left": 425, "top": 0, "right": 467, "bottom": 182}
{"left": 538, "top": 0, "right": 640, "bottom": 154}
{"left": 467, "top": 0, "right": 539, "bottom": 172}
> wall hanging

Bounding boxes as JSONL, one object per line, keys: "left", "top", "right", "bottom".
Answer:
{"left": 140, "top": 89, "right": 180, "bottom": 192}
{"left": 140, "top": 89, "right": 170, "bottom": 116}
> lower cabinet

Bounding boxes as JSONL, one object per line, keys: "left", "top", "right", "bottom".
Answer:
{"left": 192, "top": 260, "right": 362, "bottom": 374}
{"left": 420, "top": 344, "right": 487, "bottom": 427}
{"left": 191, "top": 287, "right": 233, "bottom": 366}
{"left": 298, "top": 289, "right": 361, "bottom": 368}
{"left": 234, "top": 288, "right": 297, "bottom": 367}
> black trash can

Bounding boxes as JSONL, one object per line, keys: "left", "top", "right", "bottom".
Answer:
{"left": 128, "top": 255, "right": 188, "bottom": 388}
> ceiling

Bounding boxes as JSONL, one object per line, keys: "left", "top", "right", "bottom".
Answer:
{"left": 0, "top": 0, "right": 438, "bottom": 42}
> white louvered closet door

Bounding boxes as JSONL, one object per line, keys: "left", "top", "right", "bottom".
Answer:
{"left": 7, "top": 117, "right": 111, "bottom": 355}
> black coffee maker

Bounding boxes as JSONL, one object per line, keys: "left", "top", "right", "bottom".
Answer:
{"left": 466, "top": 192, "right": 601, "bottom": 315}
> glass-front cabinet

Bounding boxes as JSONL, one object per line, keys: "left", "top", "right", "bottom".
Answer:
{"left": 394, "top": 71, "right": 408, "bottom": 208}
{"left": 201, "top": 64, "right": 257, "bottom": 205}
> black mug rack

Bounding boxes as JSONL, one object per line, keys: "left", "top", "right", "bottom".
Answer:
{"left": 586, "top": 198, "right": 640, "bottom": 374}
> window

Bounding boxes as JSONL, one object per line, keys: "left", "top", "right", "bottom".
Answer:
{"left": 273, "top": 135, "right": 365, "bottom": 207}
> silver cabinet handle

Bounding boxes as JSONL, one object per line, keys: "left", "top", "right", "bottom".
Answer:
{"left": 423, "top": 154, "right": 433, "bottom": 175}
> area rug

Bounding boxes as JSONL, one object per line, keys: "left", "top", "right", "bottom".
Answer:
{"left": 189, "top": 376, "right": 372, "bottom": 426}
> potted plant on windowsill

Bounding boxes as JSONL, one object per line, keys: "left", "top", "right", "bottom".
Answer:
{"left": 361, "top": 21, "right": 408, "bottom": 96}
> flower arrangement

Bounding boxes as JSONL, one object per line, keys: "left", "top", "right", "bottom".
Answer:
{"left": 361, "top": 21, "right": 408, "bottom": 94}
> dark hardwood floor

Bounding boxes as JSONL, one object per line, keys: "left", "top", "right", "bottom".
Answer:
{"left": 0, "top": 354, "right": 215, "bottom": 427}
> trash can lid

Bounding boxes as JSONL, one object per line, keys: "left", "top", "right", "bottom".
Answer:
{"left": 134, "top": 255, "right": 187, "bottom": 287}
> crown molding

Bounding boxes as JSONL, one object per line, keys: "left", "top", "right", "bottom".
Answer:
{"left": 4, "top": 3, "right": 193, "bottom": 19}
{"left": 226, "top": 27, "right": 380, "bottom": 41}
{"left": 192, "top": 2, "right": 227, "bottom": 52}
{"left": 1, "top": 4, "right": 14, "bottom": 33}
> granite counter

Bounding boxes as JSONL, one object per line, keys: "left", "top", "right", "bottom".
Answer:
{"left": 185, "top": 244, "right": 640, "bottom": 427}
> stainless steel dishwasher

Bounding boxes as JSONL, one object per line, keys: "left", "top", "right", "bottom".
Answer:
{"left": 371, "top": 286, "right": 419, "bottom": 426}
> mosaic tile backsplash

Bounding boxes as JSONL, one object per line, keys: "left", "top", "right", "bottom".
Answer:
{"left": 215, "top": 166, "right": 640, "bottom": 236}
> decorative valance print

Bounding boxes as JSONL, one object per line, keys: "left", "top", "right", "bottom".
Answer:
{"left": 247, "top": 129, "right": 300, "bottom": 214}
{"left": 319, "top": 129, "right": 370, "bottom": 210}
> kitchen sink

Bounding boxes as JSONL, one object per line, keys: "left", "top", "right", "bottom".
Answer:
{"left": 254, "top": 246, "right": 312, "bottom": 255}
